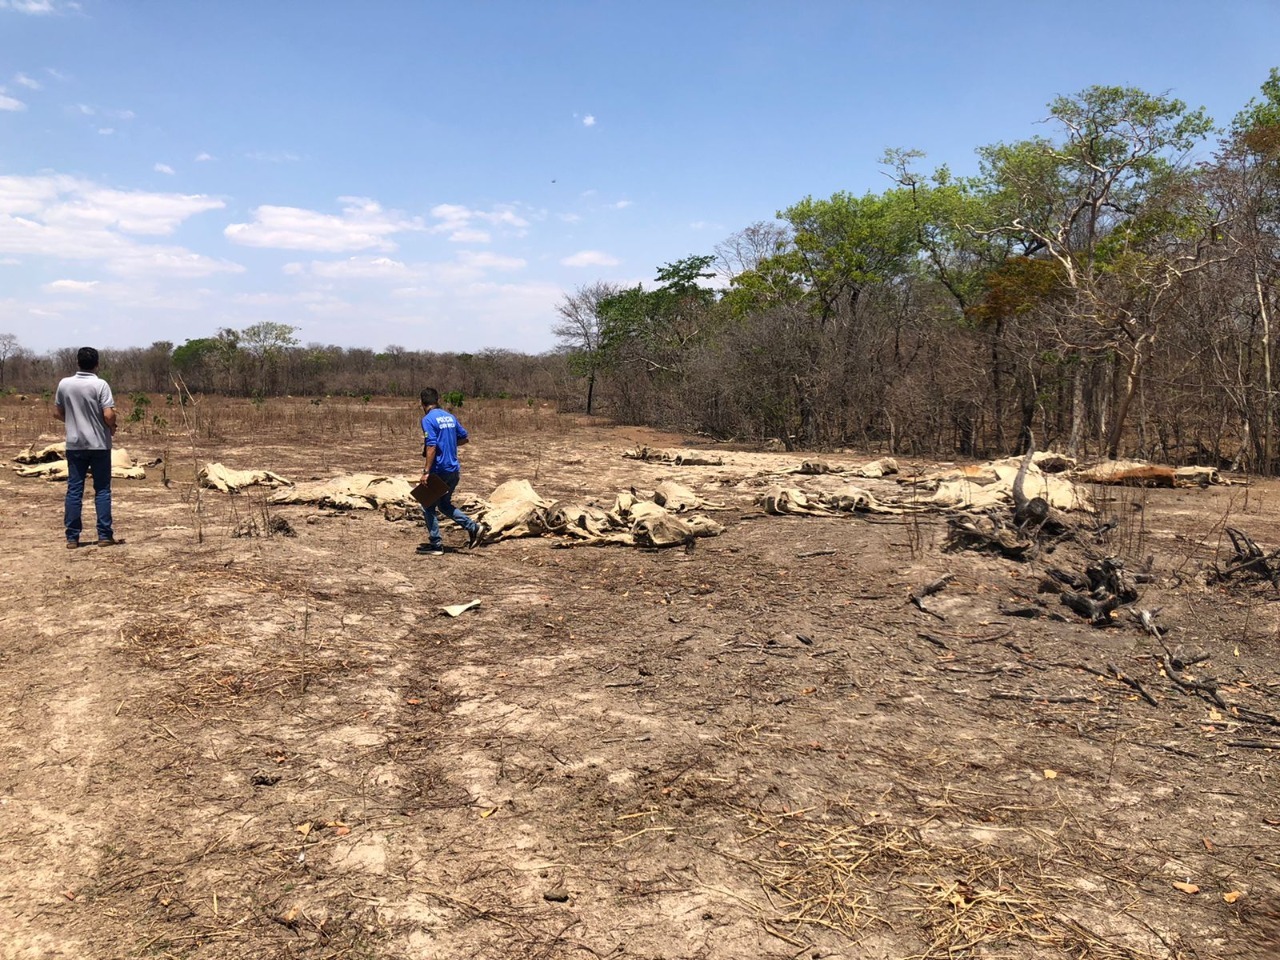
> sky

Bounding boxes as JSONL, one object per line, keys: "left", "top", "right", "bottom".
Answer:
{"left": 2, "top": 0, "right": 1279, "bottom": 356}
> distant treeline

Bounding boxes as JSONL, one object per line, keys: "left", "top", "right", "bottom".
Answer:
{"left": 0, "top": 331, "right": 571, "bottom": 408}
{"left": 6, "top": 76, "right": 1280, "bottom": 470}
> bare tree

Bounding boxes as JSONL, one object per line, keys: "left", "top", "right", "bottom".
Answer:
{"left": 0, "top": 333, "right": 17, "bottom": 387}
{"left": 553, "top": 281, "right": 621, "bottom": 414}
{"left": 713, "top": 221, "right": 791, "bottom": 280}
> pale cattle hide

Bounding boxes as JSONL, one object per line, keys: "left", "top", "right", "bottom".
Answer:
{"left": 790, "top": 457, "right": 898, "bottom": 478}
{"left": 268, "top": 474, "right": 413, "bottom": 510}
{"left": 15, "top": 441, "right": 67, "bottom": 464}
{"left": 622, "top": 446, "right": 725, "bottom": 467}
{"left": 14, "top": 446, "right": 149, "bottom": 480}
{"left": 651, "top": 480, "right": 724, "bottom": 512}
{"left": 199, "top": 462, "right": 293, "bottom": 493}
{"left": 478, "top": 479, "right": 553, "bottom": 539}
{"left": 758, "top": 484, "right": 903, "bottom": 516}
{"left": 907, "top": 458, "right": 1092, "bottom": 513}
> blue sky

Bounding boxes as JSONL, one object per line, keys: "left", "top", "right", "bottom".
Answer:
{"left": 2, "top": 0, "right": 1278, "bottom": 355}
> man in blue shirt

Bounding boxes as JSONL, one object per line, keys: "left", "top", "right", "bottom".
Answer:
{"left": 417, "top": 388, "right": 484, "bottom": 556}
{"left": 54, "top": 346, "right": 121, "bottom": 548}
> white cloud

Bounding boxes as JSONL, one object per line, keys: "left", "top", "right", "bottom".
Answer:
{"left": 44, "top": 278, "right": 99, "bottom": 292}
{"left": 194, "top": 152, "right": 213, "bottom": 162}
{"left": 45, "top": 67, "right": 68, "bottom": 81}
{"left": 13, "top": 73, "right": 40, "bottom": 90}
{"left": 110, "top": 108, "right": 135, "bottom": 120}
{"left": 457, "top": 250, "right": 526, "bottom": 271}
{"left": 561, "top": 250, "right": 619, "bottom": 267}
{"left": 75, "top": 103, "right": 93, "bottom": 115}
{"left": 49, "top": 187, "right": 224, "bottom": 234}
{"left": 612, "top": 200, "right": 633, "bottom": 209}
{"left": 448, "top": 227, "right": 490, "bottom": 243}
{"left": 107, "top": 248, "right": 241, "bottom": 279}
{"left": 583, "top": 114, "right": 596, "bottom": 127}
{"left": 306, "top": 256, "right": 411, "bottom": 280}
{"left": 287, "top": 250, "right": 526, "bottom": 283}
{"left": 225, "top": 197, "right": 421, "bottom": 252}
{"left": 153, "top": 162, "right": 175, "bottom": 175}
{"left": 0, "top": 91, "right": 24, "bottom": 111}
{"left": 0, "top": 0, "right": 78, "bottom": 13}
{"left": 0, "top": 173, "right": 239, "bottom": 278}
{"left": 428, "top": 202, "right": 529, "bottom": 242}
{"left": 97, "top": 127, "right": 113, "bottom": 136}
{"left": 558, "top": 212, "right": 582, "bottom": 223}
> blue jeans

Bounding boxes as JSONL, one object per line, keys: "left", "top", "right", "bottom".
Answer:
{"left": 422, "top": 470, "right": 477, "bottom": 546}
{"left": 65, "top": 448, "right": 113, "bottom": 543}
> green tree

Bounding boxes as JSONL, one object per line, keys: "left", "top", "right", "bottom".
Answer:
{"left": 977, "top": 85, "right": 1215, "bottom": 457}
{"left": 595, "top": 256, "right": 718, "bottom": 423}
{"left": 778, "top": 190, "right": 919, "bottom": 324}
{"left": 598, "top": 256, "right": 717, "bottom": 374}
{"left": 240, "top": 322, "right": 299, "bottom": 395}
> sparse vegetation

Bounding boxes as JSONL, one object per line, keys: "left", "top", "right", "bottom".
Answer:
{"left": 3, "top": 393, "right": 1279, "bottom": 957}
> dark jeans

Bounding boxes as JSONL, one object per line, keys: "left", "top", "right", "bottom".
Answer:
{"left": 65, "top": 448, "right": 113, "bottom": 543}
{"left": 421, "top": 470, "right": 477, "bottom": 546}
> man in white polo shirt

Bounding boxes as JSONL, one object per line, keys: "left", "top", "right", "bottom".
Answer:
{"left": 54, "top": 346, "right": 120, "bottom": 548}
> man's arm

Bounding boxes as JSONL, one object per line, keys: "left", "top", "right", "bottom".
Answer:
{"left": 422, "top": 445, "right": 437, "bottom": 478}
{"left": 103, "top": 406, "right": 117, "bottom": 435}
{"left": 458, "top": 435, "right": 468, "bottom": 446}
{"left": 54, "top": 404, "right": 66, "bottom": 423}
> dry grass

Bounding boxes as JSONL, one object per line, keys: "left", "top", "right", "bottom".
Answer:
{"left": 736, "top": 802, "right": 1178, "bottom": 959}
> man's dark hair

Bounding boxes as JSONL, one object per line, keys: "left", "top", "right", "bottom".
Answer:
{"left": 77, "top": 347, "right": 99, "bottom": 372}
{"left": 420, "top": 388, "right": 439, "bottom": 407}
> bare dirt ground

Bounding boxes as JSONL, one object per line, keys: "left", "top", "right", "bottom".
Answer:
{"left": 1, "top": 395, "right": 1278, "bottom": 960}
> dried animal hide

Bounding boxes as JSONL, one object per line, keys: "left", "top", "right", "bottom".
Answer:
{"left": 791, "top": 456, "right": 898, "bottom": 478}
{"left": 1071, "top": 459, "right": 1231, "bottom": 488}
{"left": 14, "top": 446, "right": 150, "bottom": 480}
{"left": 622, "top": 446, "right": 725, "bottom": 466}
{"left": 199, "top": 462, "right": 294, "bottom": 493}
{"left": 825, "top": 484, "right": 900, "bottom": 513}
{"left": 545, "top": 502, "right": 629, "bottom": 542}
{"left": 855, "top": 457, "right": 899, "bottom": 478}
{"left": 1072, "top": 460, "right": 1175, "bottom": 487}
{"left": 757, "top": 484, "right": 904, "bottom": 516}
{"left": 757, "top": 486, "right": 828, "bottom": 516}
{"left": 791, "top": 460, "right": 845, "bottom": 475}
{"left": 475, "top": 482, "right": 723, "bottom": 548}
{"left": 1174, "top": 466, "right": 1226, "bottom": 486}
{"left": 477, "top": 479, "right": 553, "bottom": 540}
{"left": 652, "top": 480, "right": 725, "bottom": 512}
{"left": 14, "top": 441, "right": 67, "bottom": 464}
{"left": 910, "top": 459, "right": 1092, "bottom": 513}
{"left": 269, "top": 474, "right": 411, "bottom": 510}
{"left": 610, "top": 492, "right": 724, "bottom": 547}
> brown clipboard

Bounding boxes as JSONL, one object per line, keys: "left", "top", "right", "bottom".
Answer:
{"left": 410, "top": 473, "right": 449, "bottom": 509}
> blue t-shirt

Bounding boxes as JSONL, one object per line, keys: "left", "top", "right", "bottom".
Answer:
{"left": 422, "top": 407, "right": 468, "bottom": 474}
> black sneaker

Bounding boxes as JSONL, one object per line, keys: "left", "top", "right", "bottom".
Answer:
{"left": 466, "top": 523, "right": 487, "bottom": 549}
{"left": 416, "top": 543, "right": 444, "bottom": 556}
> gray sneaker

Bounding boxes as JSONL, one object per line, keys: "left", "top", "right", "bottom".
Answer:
{"left": 416, "top": 543, "right": 444, "bottom": 556}
{"left": 466, "top": 523, "right": 487, "bottom": 549}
